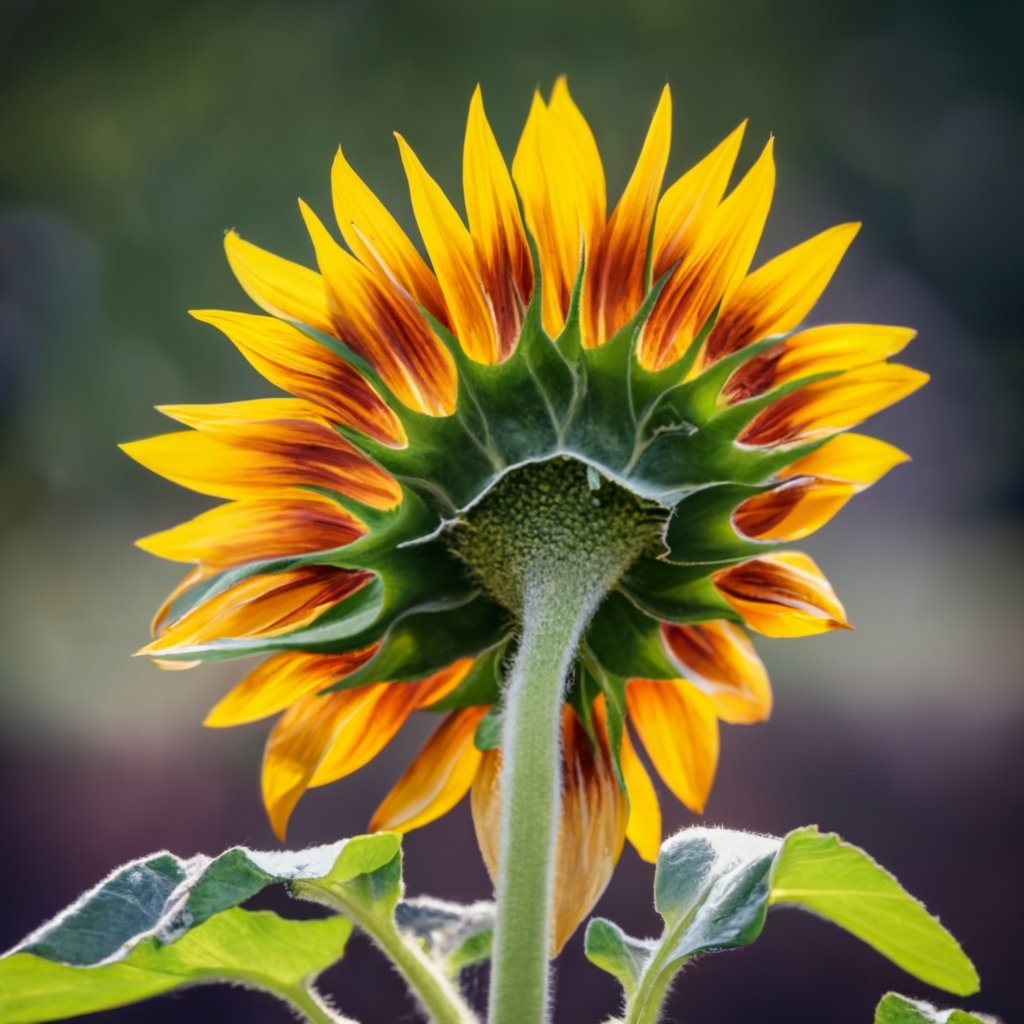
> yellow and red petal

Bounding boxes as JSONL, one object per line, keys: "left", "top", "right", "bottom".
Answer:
{"left": 784, "top": 432, "right": 909, "bottom": 484}
{"left": 300, "top": 200, "right": 456, "bottom": 415}
{"left": 464, "top": 86, "right": 532, "bottom": 355}
{"left": 733, "top": 477, "right": 858, "bottom": 542}
{"left": 639, "top": 139, "right": 776, "bottom": 371}
{"left": 739, "top": 363, "right": 929, "bottom": 446}
{"left": 224, "top": 231, "right": 333, "bottom": 335}
{"left": 369, "top": 705, "right": 489, "bottom": 833}
{"left": 205, "top": 648, "right": 376, "bottom": 728}
{"left": 661, "top": 620, "right": 772, "bottom": 724}
{"left": 190, "top": 309, "right": 402, "bottom": 443}
{"left": 653, "top": 121, "right": 746, "bottom": 279}
{"left": 713, "top": 551, "right": 849, "bottom": 638}
{"left": 583, "top": 86, "right": 672, "bottom": 347}
{"left": 704, "top": 223, "right": 861, "bottom": 365}
{"left": 625, "top": 678, "right": 720, "bottom": 814}
{"left": 330, "top": 146, "right": 448, "bottom": 325}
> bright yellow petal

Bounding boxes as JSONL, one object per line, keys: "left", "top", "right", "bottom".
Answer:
{"left": 705, "top": 223, "right": 861, "bottom": 364}
{"left": 620, "top": 726, "right": 662, "bottom": 863}
{"left": 583, "top": 85, "right": 672, "bottom": 346}
{"left": 733, "top": 478, "right": 858, "bottom": 542}
{"left": 784, "top": 432, "right": 910, "bottom": 485}
{"left": 713, "top": 551, "right": 849, "bottom": 638}
{"left": 224, "top": 231, "right": 333, "bottom": 335}
{"left": 626, "top": 678, "right": 720, "bottom": 814}
{"left": 661, "top": 620, "right": 772, "bottom": 724}
{"left": 369, "top": 706, "right": 487, "bottom": 833}
{"left": 396, "top": 133, "right": 498, "bottom": 363}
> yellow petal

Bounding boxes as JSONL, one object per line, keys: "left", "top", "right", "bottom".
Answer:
{"left": 190, "top": 309, "right": 402, "bottom": 443}
{"left": 626, "top": 679, "right": 720, "bottom": 814}
{"left": 640, "top": 138, "right": 776, "bottom": 371}
{"left": 661, "top": 620, "right": 772, "bottom": 724}
{"left": 784, "top": 432, "right": 910, "bottom": 485}
{"left": 396, "top": 133, "right": 498, "bottom": 363}
{"left": 653, "top": 120, "right": 746, "bottom": 278}
{"left": 713, "top": 551, "right": 849, "bottom": 638}
{"left": 369, "top": 706, "right": 488, "bottom": 833}
{"left": 331, "top": 146, "right": 448, "bottom": 325}
{"left": 464, "top": 85, "right": 532, "bottom": 356}
{"left": 583, "top": 85, "right": 672, "bottom": 346}
{"left": 205, "top": 649, "right": 376, "bottom": 727}
{"left": 224, "top": 231, "right": 333, "bottom": 335}
{"left": 739, "top": 363, "right": 929, "bottom": 446}
{"left": 733, "top": 478, "right": 858, "bottom": 542}
{"left": 705, "top": 223, "right": 861, "bottom": 364}
{"left": 620, "top": 726, "right": 662, "bottom": 863}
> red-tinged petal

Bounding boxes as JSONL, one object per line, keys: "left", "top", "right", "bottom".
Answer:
{"left": 583, "top": 86, "right": 672, "bottom": 347}
{"left": 661, "top": 621, "right": 772, "bottom": 725}
{"left": 331, "top": 146, "right": 448, "bottom": 325}
{"left": 224, "top": 231, "right": 333, "bottom": 335}
{"left": 205, "top": 648, "right": 376, "bottom": 727}
{"left": 784, "top": 432, "right": 910, "bottom": 485}
{"left": 369, "top": 706, "right": 488, "bottom": 833}
{"left": 190, "top": 309, "right": 403, "bottom": 443}
{"left": 713, "top": 552, "right": 849, "bottom": 638}
{"left": 625, "top": 678, "right": 720, "bottom": 814}
{"left": 639, "top": 139, "right": 776, "bottom": 371}
{"left": 704, "top": 223, "right": 861, "bottom": 365}
{"left": 300, "top": 200, "right": 456, "bottom": 415}
{"left": 733, "top": 477, "right": 858, "bottom": 542}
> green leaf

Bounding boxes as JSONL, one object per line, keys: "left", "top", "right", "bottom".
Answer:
{"left": 584, "top": 918, "right": 655, "bottom": 1001}
{"left": 0, "top": 909, "right": 350, "bottom": 1024}
{"left": 585, "top": 591, "right": 678, "bottom": 679}
{"left": 770, "top": 827, "right": 980, "bottom": 996}
{"left": 396, "top": 897, "right": 495, "bottom": 977}
{"left": 874, "top": 993, "right": 993, "bottom": 1024}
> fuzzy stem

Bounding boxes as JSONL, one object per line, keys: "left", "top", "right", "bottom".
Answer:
{"left": 283, "top": 984, "right": 360, "bottom": 1024}
{"left": 487, "top": 571, "right": 602, "bottom": 1024}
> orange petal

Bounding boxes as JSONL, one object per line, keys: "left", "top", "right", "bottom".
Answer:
{"left": 396, "top": 133, "right": 498, "bottom": 364}
{"left": 583, "top": 85, "right": 672, "bottom": 346}
{"left": 639, "top": 138, "right": 776, "bottom": 371}
{"left": 139, "top": 566, "right": 368, "bottom": 656}
{"left": 205, "top": 648, "right": 376, "bottom": 727}
{"left": 464, "top": 85, "right": 532, "bottom": 356}
{"left": 149, "top": 565, "right": 207, "bottom": 637}
{"left": 739, "top": 363, "right": 929, "bottom": 446}
{"left": 653, "top": 121, "right": 746, "bottom": 278}
{"left": 626, "top": 678, "right": 720, "bottom": 814}
{"left": 331, "top": 146, "right": 448, "bottom": 325}
{"left": 136, "top": 491, "right": 361, "bottom": 571}
{"left": 471, "top": 709, "right": 627, "bottom": 954}
{"left": 224, "top": 231, "right": 333, "bottom": 335}
{"left": 661, "top": 621, "right": 772, "bottom": 725}
{"left": 704, "top": 223, "right": 861, "bottom": 364}
{"left": 369, "top": 706, "right": 488, "bottom": 833}
{"left": 713, "top": 551, "right": 849, "bottom": 638}
{"left": 300, "top": 200, "right": 456, "bottom": 414}
{"left": 190, "top": 309, "right": 402, "bottom": 443}
{"left": 784, "top": 432, "right": 910, "bottom": 484}
{"left": 733, "top": 477, "right": 858, "bottom": 542}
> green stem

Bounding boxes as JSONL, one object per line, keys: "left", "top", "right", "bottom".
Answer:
{"left": 283, "top": 983, "right": 360, "bottom": 1024}
{"left": 487, "top": 572, "right": 602, "bottom": 1024}
{"left": 624, "top": 956, "right": 676, "bottom": 1024}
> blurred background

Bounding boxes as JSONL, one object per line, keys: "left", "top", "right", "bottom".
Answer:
{"left": 1, "top": 0, "right": 1021, "bottom": 1020}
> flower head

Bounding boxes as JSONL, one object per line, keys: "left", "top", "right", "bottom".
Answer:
{"left": 123, "top": 80, "right": 925, "bottom": 950}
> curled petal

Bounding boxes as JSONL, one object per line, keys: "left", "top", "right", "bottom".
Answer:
{"left": 733, "top": 477, "right": 858, "bottom": 542}
{"left": 471, "top": 709, "right": 627, "bottom": 954}
{"left": 713, "top": 551, "right": 849, "bottom": 638}
{"left": 369, "top": 706, "right": 488, "bottom": 833}
{"left": 661, "top": 620, "right": 772, "bottom": 724}
{"left": 704, "top": 223, "right": 861, "bottom": 365}
{"left": 625, "top": 678, "right": 720, "bottom": 813}
{"left": 784, "top": 432, "right": 910, "bottom": 484}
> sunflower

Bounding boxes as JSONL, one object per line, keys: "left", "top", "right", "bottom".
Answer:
{"left": 123, "top": 80, "right": 925, "bottom": 952}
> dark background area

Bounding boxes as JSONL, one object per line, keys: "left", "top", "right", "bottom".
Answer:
{"left": 1, "top": 1, "right": 1021, "bottom": 1021}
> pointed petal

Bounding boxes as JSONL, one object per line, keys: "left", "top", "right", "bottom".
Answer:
{"left": 733, "top": 477, "right": 858, "bottom": 541}
{"left": 640, "top": 138, "right": 776, "bottom": 370}
{"left": 653, "top": 121, "right": 746, "bottom": 278}
{"left": 190, "top": 309, "right": 402, "bottom": 443}
{"left": 625, "top": 678, "right": 720, "bottom": 814}
{"left": 396, "top": 133, "right": 498, "bottom": 363}
{"left": 300, "top": 200, "right": 456, "bottom": 414}
{"left": 705, "top": 223, "right": 861, "bottom": 364}
{"left": 620, "top": 725, "right": 662, "bottom": 863}
{"left": 464, "top": 86, "right": 532, "bottom": 354}
{"left": 713, "top": 551, "right": 849, "bottom": 638}
{"left": 369, "top": 706, "right": 488, "bottom": 832}
{"left": 331, "top": 146, "right": 448, "bottom": 324}
{"left": 205, "top": 648, "right": 376, "bottom": 727}
{"left": 149, "top": 565, "right": 207, "bottom": 637}
{"left": 784, "top": 432, "right": 910, "bottom": 484}
{"left": 583, "top": 85, "right": 672, "bottom": 346}
{"left": 224, "top": 231, "right": 333, "bottom": 335}
{"left": 739, "top": 363, "right": 929, "bottom": 446}
{"left": 661, "top": 620, "right": 772, "bottom": 725}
